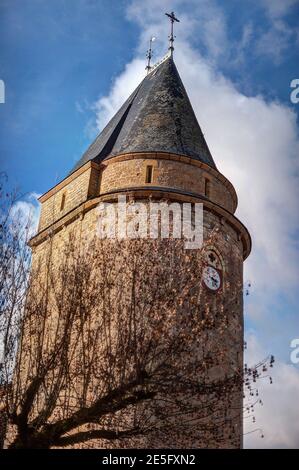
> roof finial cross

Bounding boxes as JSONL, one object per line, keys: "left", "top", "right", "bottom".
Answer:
{"left": 145, "top": 36, "right": 156, "bottom": 74}
{"left": 165, "top": 11, "right": 180, "bottom": 57}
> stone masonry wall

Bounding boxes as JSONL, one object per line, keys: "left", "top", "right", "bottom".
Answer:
{"left": 19, "top": 151, "right": 248, "bottom": 449}
{"left": 27, "top": 201, "right": 244, "bottom": 449}
{"left": 100, "top": 155, "right": 236, "bottom": 214}
{"left": 38, "top": 164, "right": 100, "bottom": 232}
{"left": 38, "top": 153, "right": 237, "bottom": 234}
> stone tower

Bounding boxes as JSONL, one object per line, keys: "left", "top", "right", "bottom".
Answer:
{"left": 29, "top": 54, "right": 251, "bottom": 448}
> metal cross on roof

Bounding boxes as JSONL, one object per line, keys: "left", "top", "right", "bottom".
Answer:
{"left": 145, "top": 36, "right": 156, "bottom": 74}
{"left": 165, "top": 11, "right": 180, "bottom": 56}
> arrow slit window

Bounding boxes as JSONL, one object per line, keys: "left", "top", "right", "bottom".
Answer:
{"left": 145, "top": 165, "right": 153, "bottom": 183}
{"left": 204, "top": 178, "right": 210, "bottom": 198}
{"left": 60, "top": 193, "right": 66, "bottom": 211}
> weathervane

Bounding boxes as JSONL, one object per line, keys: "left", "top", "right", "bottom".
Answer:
{"left": 145, "top": 36, "right": 156, "bottom": 74}
{"left": 165, "top": 11, "right": 180, "bottom": 56}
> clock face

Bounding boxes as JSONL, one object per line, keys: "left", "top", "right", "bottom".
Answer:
{"left": 202, "top": 265, "right": 221, "bottom": 291}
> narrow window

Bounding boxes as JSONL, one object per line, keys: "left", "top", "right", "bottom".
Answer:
{"left": 145, "top": 165, "right": 153, "bottom": 183}
{"left": 60, "top": 193, "right": 66, "bottom": 211}
{"left": 204, "top": 178, "right": 210, "bottom": 198}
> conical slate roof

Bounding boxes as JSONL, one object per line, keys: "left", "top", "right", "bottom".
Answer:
{"left": 71, "top": 56, "right": 216, "bottom": 174}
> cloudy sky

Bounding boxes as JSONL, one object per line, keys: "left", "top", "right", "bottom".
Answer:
{"left": 0, "top": 0, "right": 299, "bottom": 448}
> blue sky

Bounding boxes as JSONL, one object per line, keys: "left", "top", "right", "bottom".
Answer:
{"left": 0, "top": 0, "right": 138, "bottom": 192}
{"left": 1, "top": 0, "right": 299, "bottom": 448}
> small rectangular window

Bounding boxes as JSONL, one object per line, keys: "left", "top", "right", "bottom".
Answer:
{"left": 145, "top": 165, "right": 153, "bottom": 183}
{"left": 60, "top": 193, "right": 66, "bottom": 211}
{"left": 204, "top": 178, "right": 210, "bottom": 198}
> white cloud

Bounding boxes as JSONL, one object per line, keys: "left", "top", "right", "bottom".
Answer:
{"left": 126, "top": 0, "right": 299, "bottom": 67}
{"left": 256, "top": 0, "right": 299, "bottom": 63}
{"left": 126, "top": 0, "right": 229, "bottom": 63}
{"left": 176, "top": 54, "right": 299, "bottom": 292}
{"left": 256, "top": 19, "right": 295, "bottom": 64}
{"left": 261, "top": 0, "right": 299, "bottom": 19}
{"left": 93, "top": 58, "right": 145, "bottom": 130}
{"left": 10, "top": 192, "right": 41, "bottom": 239}
{"left": 245, "top": 334, "right": 299, "bottom": 448}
